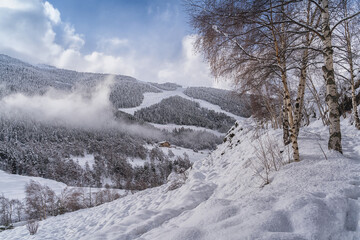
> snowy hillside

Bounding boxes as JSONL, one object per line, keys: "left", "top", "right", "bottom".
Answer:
{"left": 2, "top": 118, "right": 359, "bottom": 239}
{"left": 0, "top": 54, "right": 160, "bottom": 108}
{"left": 0, "top": 170, "right": 66, "bottom": 200}
{"left": 118, "top": 87, "right": 245, "bottom": 121}
{"left": 0, "top": 54, "right": 227, "bottom": 190}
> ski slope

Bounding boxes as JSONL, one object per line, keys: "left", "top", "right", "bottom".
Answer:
{"left": 119, "top": 87, "right": 243, "bottom": 122}
{"left": 2, "top": 118, "right": 360, "bottom": 239}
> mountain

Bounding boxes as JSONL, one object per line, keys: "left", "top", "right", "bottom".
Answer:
{"left": 0, "top": 54, "right": 251, "bottom": 190}
{"left": 0, "top": 54, "right": 160, "bottom": 108}
{"left": 1, "top": 117, "right": 359, "bottom": 239}
{"left": 0, "top": 54, "right": 251, "bottom": 111}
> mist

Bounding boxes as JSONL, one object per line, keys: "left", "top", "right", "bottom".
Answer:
{"left": 0, "top": 76, "right": 166, "bottom": 140}
{"left": 0, "top": 77, "right": 116, "bottom": 129}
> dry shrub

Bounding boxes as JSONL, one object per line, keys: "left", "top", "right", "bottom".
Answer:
{"left": 252, "top": 132, "right": 285, "bottom": 186}
{"left": 26, "top": 219, "right": 39, "bottom": 235}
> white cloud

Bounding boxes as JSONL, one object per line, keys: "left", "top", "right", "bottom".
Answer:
{"left": 106, "top": 38, "right": 129, "bottom": 47}
{"left": 63, "top": 23, "right": 85, "bottom": 50}
{"left": 0, "top": 77, "right": 115, "bottom": 128}
{"left": 155, "top": 35, "right": 216, "bottom": 87}
{"left": 43, "top": 1, "right": 60, "bottom": 24}
{"left": 0, "top": 0, "right": 135, "bottom": 76}
{"left": 0, "top": 0, "right": 37, "bottom": 10}
{"left": 0, "top": 0, "right": 222, "bottom": 88}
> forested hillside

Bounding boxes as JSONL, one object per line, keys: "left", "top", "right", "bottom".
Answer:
{"left": 134, "top": 96, "right": 236, "bottom": 133}
{"left": 0, "top": 54, "right": 160, "bottom": 108}
{"left": 0, "top": 54, "right": 244, "bottom": 191}
{"left": 184, "top": 87, "right": 252, "bottom": 117}
{"left": 0, "top": 115, "right": 220, "bottom": 190}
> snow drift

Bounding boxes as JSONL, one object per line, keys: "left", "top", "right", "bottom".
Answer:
{"left": 1, "top": 118, "right": 360, "bottom": 239}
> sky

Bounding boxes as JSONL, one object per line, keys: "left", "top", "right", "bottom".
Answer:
{"left": 0, "top": 0, "right": 229, "bottom": 88}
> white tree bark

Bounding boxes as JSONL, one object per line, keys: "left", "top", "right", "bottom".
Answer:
{"left": 321, "top": 0, "right": 342, "bottom": 152}
{"left": 343, "top": 7, "right": 360, "bottom": 129}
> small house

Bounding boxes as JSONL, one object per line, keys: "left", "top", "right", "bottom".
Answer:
{"left": 159, "top": 141, "right": 171, "bottom": 148}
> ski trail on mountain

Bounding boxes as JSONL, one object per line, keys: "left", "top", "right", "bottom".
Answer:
{"left": 118, "top": 87, "right": 243, "bottom": 121}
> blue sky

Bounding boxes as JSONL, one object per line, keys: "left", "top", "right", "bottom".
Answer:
{"left": 0, "top": 0, "right": 225, "bottom": 87}
{"left": 49, "top": 0, "right": 189, "bottom": 58}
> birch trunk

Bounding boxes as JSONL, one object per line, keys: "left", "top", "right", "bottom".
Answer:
{"left": 269, "top": 0, "right": 300, "bottom": 161}
{"left": 294, "top": 49, "right": 308, "bottom": 137}
{"left": 344, "top": 14, "right": 360, "bottom": 129}
{"left": 294, "top": 1, "right": 319, "bottom": 136}
{"left": 351, "top": 83, "right": 360, "bottom": 129}
{"left": 282, "top": 72, "right": 300, "bottom": 162}
{"left": 283, "top": 98, "right": 291, "bottom": 144}
{"left": 321, "top": 0, "right": 342, "bottom": 152}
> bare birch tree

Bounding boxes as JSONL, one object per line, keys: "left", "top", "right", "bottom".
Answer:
{"left": 187, "top": 0, "right": 301, "bottom": 161}
{"left": 285, "top": 0, "right": 360, "bottom": 152}
{"left": 333, "top": 0, "right": 360, "bottom": 129}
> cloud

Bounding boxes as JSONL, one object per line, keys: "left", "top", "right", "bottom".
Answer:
{"left": 43, "top": 1, "right": 60, "bottom": 24}
{"left": 63, "top": 23, "right": 85, "bottom": 50}
{"left": 0, "top": 0, "right": 37, "bottom": 10}
{"left": 154, "top": 35, "right": 215, "bottom": 87}
{"left": 0, "top": 77, "right": 163, "bottom": 138}
{"left": 0, "top": 77, "right": 115, "bottom": 128}
{"left": 0, "top": 0, "right": 221, "bottom": 88}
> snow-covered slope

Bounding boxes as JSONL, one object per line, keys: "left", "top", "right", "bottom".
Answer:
{"left": 0, "top": 170, "right": 126, "bottom": 202}
{"left": 0, "top": 170, "right": 67, "bottom": 200}
{"left": 119, "top": 87, "right": 243, "bottom": 121}
{"left": 2, "top": 118, "right": 360, "bottom": 240}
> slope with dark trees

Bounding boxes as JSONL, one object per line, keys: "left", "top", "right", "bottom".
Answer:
{"left": 184, "top": 87, "right": 252, "bottom": 117}
{"left": 134, "top": 96, "right": 236, "bottom": 133}
{"left": 0, "top": 115, "right": 221, "bottom": 189}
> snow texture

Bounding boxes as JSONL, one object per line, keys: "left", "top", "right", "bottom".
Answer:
{"left": 1, "top": 118, "right": 360, "bottom": 239}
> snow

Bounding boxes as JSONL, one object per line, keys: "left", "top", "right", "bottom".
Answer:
{"left": 0, "top": 170, "right": 67, "bottom": 200}
{"left": 119, "top": 87, "right": 243, "bottom": 121}
{"left": 128, "top": 157, "right": 147, "bottom": 167}
{"left": 166, "top": 146, "right": 210, "bottom": 163}
{"left": 1, "top": 118, "right": 360, "bottom": 239}
{"left": 127, "top": 145, "right": 210, "bottom": 167}
{"left": 71, "top": 153, "right": 95, "bottom": 169}
{"left": 0, "top": 170, "right": 126, "bottom": 201}
{"left": 150, "top": 123, "right": 224, "bottom": 137}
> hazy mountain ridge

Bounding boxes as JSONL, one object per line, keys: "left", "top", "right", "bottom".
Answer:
{"left": 0, "top": 54, "right": 160, "bottom": 108}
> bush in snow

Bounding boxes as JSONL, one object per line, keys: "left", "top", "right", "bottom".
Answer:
{"left": 26, "top": 219, "right": 39, "bottom": 235}
{"left": 0, "top": 195, "right": 12, "bottom": 227}
{"left": 251, "top": 132, "right": 286, "bottom": 186}
{"left": 25, "top": 180, "right": 57, "bottom": 220}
